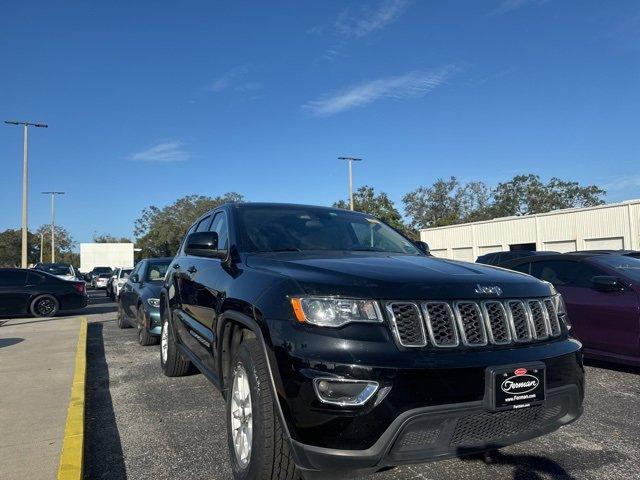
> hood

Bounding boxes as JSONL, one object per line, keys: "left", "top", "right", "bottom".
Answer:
{"left": 245, "top": 251, "right": 552, "bottom": 300}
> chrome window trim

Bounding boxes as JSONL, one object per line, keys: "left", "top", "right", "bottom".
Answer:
{"left": 385, "top": 302, "right": 428, "bottom": 348}
{"left": 421, "top": 301, "right": 459, "bottom": 348}
{"left": 453, "top": 301, "right": 488, "bottom": 347}
{"left": 480, "top": 300, "right": 512, "bottom": 345}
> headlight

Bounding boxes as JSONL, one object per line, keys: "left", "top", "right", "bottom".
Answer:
{"left": 553, "top": 293, "right": 570, "bottom": 330}
{"left": 290, "top": 297, "right": 382, "bottom": 327}
{"left": 147, "top": 298, "right": 160, "bottom": 308}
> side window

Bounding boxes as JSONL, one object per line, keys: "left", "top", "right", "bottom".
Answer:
{"left": 511, "top": 262, "right": 531, "bottom": 275}
{"left": 195, "top": 216, "right": 212, "bottom": 232}
{"left": 209, "top": 212, "right": 229, "bottom": 250}
{"left": 530, "top": 260, "right": 602, "bottom": 288}
{"left": 0, "top": 270, "right": 28, "bottom": 286}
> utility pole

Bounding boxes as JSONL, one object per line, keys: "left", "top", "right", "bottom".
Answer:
{"left": 42, "top": 191, "right": 65, "bottom": 262}
{"left": 338, "top": 156, "right": 362, "bottom": 210}
{"left": 4, "top": 120, "right": 48, "bottom": 268}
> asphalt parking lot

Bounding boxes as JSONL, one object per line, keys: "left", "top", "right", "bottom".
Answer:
{"left": 79, "top": 290, "right": 640, "bottom": 480}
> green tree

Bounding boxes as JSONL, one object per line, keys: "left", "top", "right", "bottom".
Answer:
{"left": 0, "top": 229, "right": 39, "bottom": 267}
{"left": 134, "top": 193, "right": 244, "bottom": 257}
{"left": 35, "top": 225, "right": 76, "bottom": 263}
{"left": 490, "top": 174, "right": 605, "bottom": 217}
{"left": 334, "top": 185, "right": 414, "bottom": 238}
{"left": 93, "top": 233, "right": 132, "bottom": 243}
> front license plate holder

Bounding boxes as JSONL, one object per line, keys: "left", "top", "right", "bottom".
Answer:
{"left": 485, "top": 362, "right": 545, "bottom": 411}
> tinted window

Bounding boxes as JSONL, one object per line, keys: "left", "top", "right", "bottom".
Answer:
{"left": 511, "top": 262, "right": 531, "bottom": 274}
{"left": 0, "top": 270, "right": 28, "bottom": 286}
{"left": 591, "top": 255, "right": 640, "bottom": 282}
{"left": 237, "top": 207, "right": 420, "bottom": 254}
{"left": 195, "top": 216, "right": 211, "bottom": 232}
{"left": 530, "top": 260, "right": 603, "bottom": 288}
{"left": 145, "top": 261, "right": 170, "bottom": 282}
{"left": 209, "top": 212, "right": 229, "bottom": 250}
{"left": 120, "top": 269, "right": 132, "bottom": 279}
{"left": 37, "top": 264, "right": 72, "bottom": 276}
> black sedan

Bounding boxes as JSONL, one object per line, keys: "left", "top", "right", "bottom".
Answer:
{"left": 117, "top": 257, "right": 171, "bottom": 345}
{"left": 0, "top": 268, "right": 88, "bottom": 317}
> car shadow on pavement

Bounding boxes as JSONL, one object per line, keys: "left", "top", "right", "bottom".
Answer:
{"left": 458, "top": 446, "right": 627, "bottom": 479}
{"left": 0, "top": 337, "right": 24, "bottom": 348}
{"left": 584, "top": 359, "right": 639, "bottom": 375}
{"left": 84, "top": 322, "right": 127, "bottom": 480}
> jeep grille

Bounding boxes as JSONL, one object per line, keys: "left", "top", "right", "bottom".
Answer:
{"left": 386, "top": 298, "right": 561, "bottom": 349}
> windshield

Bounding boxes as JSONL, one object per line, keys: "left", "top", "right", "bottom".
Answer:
{"left": 94, "top": 267, "right": 112, "bottom": 274}
{"left": 237, "top": 206, "right": 420, "bottom": 255}
{"left": 98, "top": 273, "right": 111, "bottom": 279}
{"left": 145, "top": 262, "right": 169, "bottom": 282}
{"left": 38, "top": 264, "right": 72, "bottom": 276}
{"left": 591, "top": 255, "right": 640, "bottom": 282}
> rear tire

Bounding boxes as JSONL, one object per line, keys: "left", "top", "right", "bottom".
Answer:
{"left": 227, "top": 338, "right": 299, "bottom": 480}
{"left": 30, "top": 295, "right": 59, "bottom": 317}
{"left": 160, "top": 305, "right": 191, "bottom": 377}
{"left": 137, "top": 307, "right": 159, "bottom": 346}
{"left": 116, "top": 302, "right": 130, "bottom": 329}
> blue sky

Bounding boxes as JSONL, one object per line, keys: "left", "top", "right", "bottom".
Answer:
{"left": 1, "top": 0, "right": 639, "bottom": 245}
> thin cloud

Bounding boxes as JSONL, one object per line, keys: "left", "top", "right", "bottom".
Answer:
{"left": 130, "top": 141, "right": 191, "bottom": 162}
{"left": 489, "top": 0, "right": 549, "bottom": 16}
{"left": 207, "top": 65, "right": 250, "bottom": 92}
{"left": 335, "top": 0, "right": 410, "bottom": 38}
{"left": 302, "top": 66, "right": 457, "bottom": 117}
{"left": 603, "top": 175, "right": 640, "bottom": 193}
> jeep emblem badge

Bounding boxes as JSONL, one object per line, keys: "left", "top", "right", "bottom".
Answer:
{"left": 474, "top": 284, "right": 503, "bottom": 296}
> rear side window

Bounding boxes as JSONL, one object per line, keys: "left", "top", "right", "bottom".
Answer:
{"left": 0, "top": 271, "right": 28, "bottom": 286}
{"left": 530, "top": 260, "right": 603, "bottom": 288}
{"left": 511, "top": 262, "right": 531, "bottom": 274}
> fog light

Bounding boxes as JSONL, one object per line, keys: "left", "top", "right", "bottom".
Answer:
{"left": 313, "top": 378, "right": 379, "bottom": 406}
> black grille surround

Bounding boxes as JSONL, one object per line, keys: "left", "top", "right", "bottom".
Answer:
{"left": 385, "top": 298, "right": 563, "bottom": 349}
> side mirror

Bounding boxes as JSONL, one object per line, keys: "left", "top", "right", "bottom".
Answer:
{"left": 185, "top": 231, "right": 227, "bottom": 259}
{"left": 592, "top": 276, "right": 622, "bottom": 292}
{"left": 415, "top": 240, "right": 431, "bottom": 255}
{"left": 130, "top": 274, "right": 140, "bottom": 284}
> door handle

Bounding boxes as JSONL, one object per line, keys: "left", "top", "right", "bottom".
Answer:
{"left": 187, "top": 266, "right": 197, "bottom": 274}
{"left": 173, "top": 264, "right": 180, "bottom": 269}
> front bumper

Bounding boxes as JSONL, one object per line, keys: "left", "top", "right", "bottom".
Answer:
{"left": 291, "top": 384, "right": 581, "bottom": 473}
{"left": 265, "top": 320, "right": 584, "bottom": 473}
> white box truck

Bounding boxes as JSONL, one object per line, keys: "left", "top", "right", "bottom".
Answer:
{"left": 80, "top": 243, "right": 135, "bottom": 273}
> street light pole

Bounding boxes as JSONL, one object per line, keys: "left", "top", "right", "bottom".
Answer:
{"left": 4, "top": 120, "right": 48, "bottom": 267}
{"left": 40, "top": 233, "right": 43, "bottom": 263}
{"left": 338, "top": 156, "right": 362, "bottom": 210}
{"left": 42, "top": 191, "right": 65, "bottom": 262}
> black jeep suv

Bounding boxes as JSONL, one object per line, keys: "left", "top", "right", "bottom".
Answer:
{"left": 160, "top": 203, "right": 583, "bottom": 480}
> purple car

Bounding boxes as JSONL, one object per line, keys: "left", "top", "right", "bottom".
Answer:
{"left": 499, "top": 253, "right": 640, "bottom": 367}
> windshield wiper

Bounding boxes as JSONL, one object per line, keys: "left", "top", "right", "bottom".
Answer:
{"left": 268, "top": 247, "right": 301, "bottom": 252}
{"left": 347, "top": 247, "right": 386, "bottom": 252}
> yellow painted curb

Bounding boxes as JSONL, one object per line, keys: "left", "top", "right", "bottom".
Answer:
{"left": 57, "top": 317, "right": 88, "bottom": 480}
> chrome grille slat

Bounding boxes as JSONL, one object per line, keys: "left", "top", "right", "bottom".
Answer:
{"left": 543, "top": 299, "right": 562, "bottom": 337}
{"left": 481, "top": 301, "right": 511, "bottom": 345}
{"left": 386, "top": 298, "right": 560, "bottom": 349}
{"left": 527, "top": 300, "right": 550, "bottom": 340}
{"left": 506, "top": 300, "right": 533, "bottom": 343}
{"left": 386, "top": 302, "right": 427, "bottom": 347}
{"left": 422, "top": 302, "right": 459, "bottom": 347}
{"left": 454, "top": 301, "right": 488, "bottom": 346}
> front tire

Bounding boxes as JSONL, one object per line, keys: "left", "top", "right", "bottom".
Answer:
{"left": 137, "top": 307, "right": 158, "bottom": 346}
{"left": 116, "top": 302, "right": 130, "bottom": 329}
{"left": 160, "top": 305, "right": 191, "bottom": 377}
{"left": 227, "top": 338, "right": 299, "bottom": 480}
{"left": 30, "top": 295, "right": 59, "bottom": 317}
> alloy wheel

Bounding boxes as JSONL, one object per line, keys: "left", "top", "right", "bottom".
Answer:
{"left": 37, "top": 298, "right": 56, "bottom": 316}
{"left": 230, "top": 363, "right": 253, "bottom": 468}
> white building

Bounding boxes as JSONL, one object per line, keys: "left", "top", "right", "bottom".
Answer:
{"left": 420, "top": 199, "right": 640, "bottom": 261}
{"left": 80, "top": 243, "right": 134, "bottom": 272}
